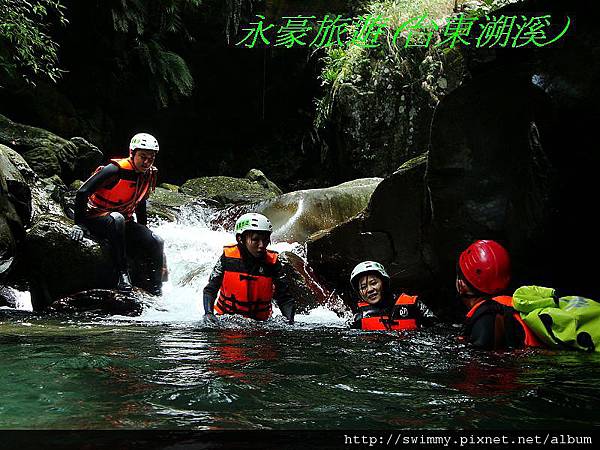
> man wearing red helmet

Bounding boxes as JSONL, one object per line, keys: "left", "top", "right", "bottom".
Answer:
{"left": 456, "top": 240, "right": 541, "bottom": 350}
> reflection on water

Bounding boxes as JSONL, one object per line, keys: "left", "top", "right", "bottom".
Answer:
{"left": 1, "top": 317, "right": 599, "bottom": 429}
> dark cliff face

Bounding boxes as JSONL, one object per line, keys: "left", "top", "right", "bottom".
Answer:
{"left": 308, "top": 0, "right": 600, "bottom": 309}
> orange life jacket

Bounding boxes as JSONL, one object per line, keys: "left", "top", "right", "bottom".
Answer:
{"left": 466, "top": 296, "right": 542, "bottom": 347}
{"left": 358, "top": 294, "right": 419, "bottom": 331}
{"left": 214, "top": 244, "right": 278, "bottom": 321}
{"left": 87, "top": 158, "right": 157, "bottom": 219}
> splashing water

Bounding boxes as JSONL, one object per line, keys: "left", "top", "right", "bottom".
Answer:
{"left": 117, "top": 206, "right": 349, "bottom": 327}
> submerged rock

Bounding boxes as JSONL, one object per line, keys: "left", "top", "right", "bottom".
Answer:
{"left": 50, "top": 288, "right": 146, "bottom": 316}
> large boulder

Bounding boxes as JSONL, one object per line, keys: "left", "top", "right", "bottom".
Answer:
{"left": 306, "top": 155, "right": 431, "bottom": 308}
{"left": 23, "top": 214, "right": 114, "bottom": 309}
{"left": 22, "top": 214, "right": 163, "bottom": 310}
{"left": 180, "top": 169, "right": 282, "bottom": 206}
{"left": 256, "top": 177, "right": 382, "bottom": 243}
{"left": 0, "top": 146, "right": 27, "bottom": 278}
{"left": 0, "top": 145, "right": 32, "bottom": 226}
{"left": 427, "top": 75, "right": 555, "bottom": 296}
{"left": 0, "top": 113, "right": 103, "bottom": 183}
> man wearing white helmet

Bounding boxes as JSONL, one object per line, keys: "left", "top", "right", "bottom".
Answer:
{"left": 349, "top": 261, "right": 436, "bottom": 330}
{"left": 70, "top": 133, "right": 164, "bottom": 294}
{"left": 203, "top": 212, "right": 295, "bottom": 324}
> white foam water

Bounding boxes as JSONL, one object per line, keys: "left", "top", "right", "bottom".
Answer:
{"left": 118, "top": 207, "right": 347, "bottom": 327}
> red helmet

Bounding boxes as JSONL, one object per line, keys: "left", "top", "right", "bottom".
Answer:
{"left": 458, "top": 240, "right": 511, "bottom": 295}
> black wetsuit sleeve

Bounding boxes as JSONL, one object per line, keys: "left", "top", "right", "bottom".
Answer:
{"left": 466, "top": 313, "right": 497, "bottom": 350}
{"left": 203, "top": 257, "right": 224, "bottom": 314}
{"left": 74, "top": 164, "right": 120, "bottom": 224}
{"left": 349, "top": 311, "right": 363, "bottom": 329}
{"left": 135, "top": 200, "right": 148, "bottom": 226}
{"left": 272, "top": 259, "right": 295, "bottom": 323}
{"left": 415, "top": 299, "right": 438, "bottom": 327}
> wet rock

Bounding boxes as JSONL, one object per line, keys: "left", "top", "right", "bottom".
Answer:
{"left": 427, "top": 75, "right": 555, "bottom": 293}
{"left": 0, "top": 113, "right": 103, "bottom": 183}
{"left": 49, "top": 289, "right": 145, "bottom": 316}
{"left": 180, "top": 170, "right": 282, "bottom": 206}
{"left": 0, "top": 145, "right": 33, "bottom": 225}
{"left": 279, "top": 251, "right": 347, "bottom": 316}
{"left": 22, "top": 214, "right": 163, "bottom": 310}
{"left": 0, "top": 148, "right": 25, "bottom": 278}
{"left": 147, "top": 187, "right": 197, "bottom": 222}
{"left": 245, "top": 169, "right": 283, "bottom": 195}
{"left": 0, "top": 285, "right": 17, "bottom": 308}
{"left": 159, "top": 183, "right": 180, "bottom": 192}
{"left": 24, "top": 214, "right": 114, "bottom": 309}
{"left": 306, "top": 155, "right": 431, "bottom": 309}
{"left": 255, "top": 177, "right": 382, "bottom": 243}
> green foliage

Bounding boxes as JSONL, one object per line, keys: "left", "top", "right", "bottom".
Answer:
{"left": 109, "top": 0, "right": 203, "bottom": 108}
{"left": 0, "top": 0, "right": 68, "bottom": 85}
{"left": 314, "top": 0, "right": 453, "bottom": 128}
{"left": 313, "top": 0, "right": 524, "bottom": 128}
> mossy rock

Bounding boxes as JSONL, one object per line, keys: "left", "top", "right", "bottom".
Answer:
{"left": 159, "top": 183, "right": 180, "bottom": 192}
{"left": 147, "top": 187, "right": 196, "bottom": 222}
{"left": 180, "top": 174, "right": 282, "bottom": 206}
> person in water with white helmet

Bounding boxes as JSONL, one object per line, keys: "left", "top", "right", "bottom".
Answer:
{"left": 70, "top": 133, "right": 164, "bottom": 295}
{"left": 203, "top": 213, "right": 295, "bottom": 324}
{"left": 349, "top": 261, "right": 436, "bottom": 330}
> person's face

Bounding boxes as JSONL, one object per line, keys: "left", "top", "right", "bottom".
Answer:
{"left": 456, "top": 275, "right": 469, "bottom": 296}
{"left": 358, "top": 273, "right": 384, "bottom": 305}
{"left": 132, "top": 149, "right": 156, "bottom": 172}
{"left": 240, "top": 231, "right": 271, "bottom": 258}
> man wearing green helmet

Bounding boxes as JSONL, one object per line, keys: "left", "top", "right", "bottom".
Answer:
{"left": 203, "top": 212, "right": 295, "bottom": 324}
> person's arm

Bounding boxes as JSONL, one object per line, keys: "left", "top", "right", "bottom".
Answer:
{"left": 135, "top": 200, "right": 148, "bottom": 226}
{"left": 415, "top": 298, "right": 438, "bottom": 327}
{"left": 272, "top": 260, "right": 295, "bottom": 324}
{"left": 74, "top": 164, "right": 120, "bottom": 224}
{"left": 203, "top": 257, "right": 224, "bottom": 315}
{"left": 349, "top": 311, "right": 363, "bottom": 329}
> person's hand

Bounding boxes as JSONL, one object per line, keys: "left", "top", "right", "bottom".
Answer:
{"left": 204, "top": 312, "right": 219, "bottom": 325}
{"left": 70, "top": 224, "right": 88, "bottom": 241}
{"left": 273, "top": 315, "right": 294, "bottom": 326}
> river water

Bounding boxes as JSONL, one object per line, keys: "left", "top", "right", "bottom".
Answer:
{"left": 1, "top": 208, "right": 599, "bottom": 430}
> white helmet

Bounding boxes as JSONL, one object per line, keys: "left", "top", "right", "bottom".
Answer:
{"left": 350, "top": 261, "right": 390, "bottom": 289}
{"left": 235, "top": 213, "right": 273, "bottom": 235}
{"left": 129, "top": 133, "right": 159, "bottom": 153}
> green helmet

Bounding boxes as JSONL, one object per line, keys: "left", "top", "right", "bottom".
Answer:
{"left": 234, "top": 213, "right": 273, "bottom": 235}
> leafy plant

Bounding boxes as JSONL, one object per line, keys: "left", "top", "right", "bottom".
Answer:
{"left": 108, "top": 0, "right": 203, "bottom": 107}
{"left": 0, "top": 0, "right": 68, "bottom": 85}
